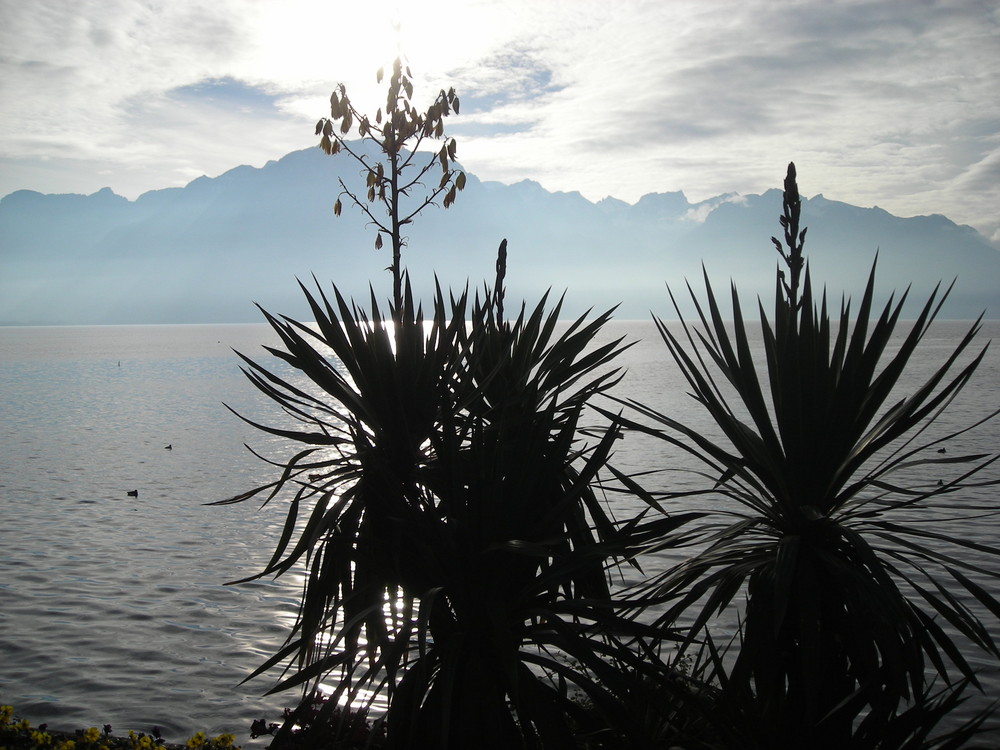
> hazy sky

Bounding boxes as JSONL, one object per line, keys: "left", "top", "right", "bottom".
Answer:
{"left": 2, "top": 0, "right": 999, "bottom": 244}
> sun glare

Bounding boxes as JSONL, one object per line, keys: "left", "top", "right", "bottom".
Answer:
{"left": 251, "top": 1, "right": 509, "bottom": 116}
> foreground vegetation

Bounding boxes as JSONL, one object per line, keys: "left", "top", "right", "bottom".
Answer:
{"left": 0, "top": 704, "right": 239, "bottom": 750}
{"left": 212, "top": 60, "right": 1000, "bottom": 748}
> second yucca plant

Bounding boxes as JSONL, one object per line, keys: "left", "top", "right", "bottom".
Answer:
{"left": 617, "top": 163, "right": 1000, "bottom": 748}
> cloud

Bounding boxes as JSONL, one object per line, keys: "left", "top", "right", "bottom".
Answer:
{"left": 451, "top": 0, "right": 1000, "bottom": 242}
{"left": 0, "top": 0, "right": 998, "bottom": 244}
{"left": 683, "top": 194, "right": 748, "bottom": 224}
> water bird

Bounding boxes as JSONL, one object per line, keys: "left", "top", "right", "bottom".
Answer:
{"left": 126, "top": 489, "right": 138, "bottom": 497}
{"left": 165, "top": 444, "right": 172, "bottom": 450}
{"left": 937, "top": 447, "right": 947, "bottom": 453}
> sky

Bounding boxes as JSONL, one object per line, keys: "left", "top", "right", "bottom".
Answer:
{"left": 2, "top": 0, "right": 999, "bottom": 245}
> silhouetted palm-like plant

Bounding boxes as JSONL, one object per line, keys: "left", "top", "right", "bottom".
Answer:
{"left": 219, "top": 252, "right": 699, "bottom": 748}
{"left": 615, "top": 163, "right": 1000, "bottom": 748}
{"left": 224, "top": 60, "right": 721, "bottom": 749}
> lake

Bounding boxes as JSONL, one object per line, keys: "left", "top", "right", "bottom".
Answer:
{"left": 1, "top": 317, "right": 998, "bottom": 745}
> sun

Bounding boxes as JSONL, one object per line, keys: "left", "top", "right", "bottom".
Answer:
{"left": 248, "top": 1, "right": 504, "bottom": 105}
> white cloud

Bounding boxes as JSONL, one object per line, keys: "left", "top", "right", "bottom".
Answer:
{"left": 683, "top": 194, "right": 748, "bottom": 224}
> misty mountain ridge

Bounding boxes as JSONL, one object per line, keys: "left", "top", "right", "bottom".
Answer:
{"left": 2, "top": 146, "right": 998, "bottom": 325}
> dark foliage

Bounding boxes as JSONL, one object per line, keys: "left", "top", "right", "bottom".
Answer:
{"left": 610, "top": 163, "right": 1000, "bottom": 748}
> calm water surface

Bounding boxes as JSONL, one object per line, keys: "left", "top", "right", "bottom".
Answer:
{"left": 1, "top": 320, "right": 998, "bottom": 744}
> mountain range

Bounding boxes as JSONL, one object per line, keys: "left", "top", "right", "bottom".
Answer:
{"left": 2, "top": 146, "right": 998, "bottom": 325}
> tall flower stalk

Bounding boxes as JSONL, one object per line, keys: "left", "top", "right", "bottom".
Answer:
{"left": 316, "top": 57, "right": 465, "bottom": 322}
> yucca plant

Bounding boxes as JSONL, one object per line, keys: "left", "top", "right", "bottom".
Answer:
{"left": 219, "top": 246, "right": 704, "bottom": 748}
{"left": 220, "top": 59, "right": 711, "bottom": 746}
{"left": 613, "top": 163, "right": 1000, "bottom": 748}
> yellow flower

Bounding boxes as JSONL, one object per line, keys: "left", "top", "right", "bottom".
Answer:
{"left": 30, "top": 729, "right": 52, "bottom": 746}
{"left": 185, "top": 731, "right": 206, "bottom": 749}
{"left": 82, "top": 727, "right": 101, "bottom": 743}
{"left": 57, "top": 741, "right": 75, "bottom": 750}
{"left": 211, "top": 734, "right": 237, "bottom": 749}
{"left": 1, "top": 704, "right": 14, "bottom": 725}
